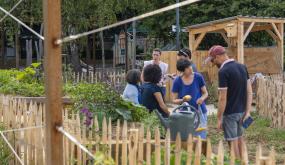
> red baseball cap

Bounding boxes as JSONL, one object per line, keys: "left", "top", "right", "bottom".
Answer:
{"left": 204, "top": 45, "right": 226, "bottom": 63}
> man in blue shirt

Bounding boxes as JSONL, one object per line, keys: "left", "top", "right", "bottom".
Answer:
{"left": 205, "top": 45, "right": 252, "bottom": 159}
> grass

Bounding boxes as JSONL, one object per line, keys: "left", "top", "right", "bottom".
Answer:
{"left": 207, "top": 113, "right": 285, "bottom": 164}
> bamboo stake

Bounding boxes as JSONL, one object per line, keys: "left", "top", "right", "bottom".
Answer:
{"left": 217, "top": 140, "right": 224, "bottom": 165}
{"left": 129, "top": 129, "right": 139, "bottom": 165}
{"left": 194, "top": 137, "right": 202, "bottom": 165}
{"left": 186, "top": 135, "right": 193, "bottom": 165}
{"left": 146, "top": 127, "right": 151, "bottom": 165}
{"left": 138, "top": 124, "right": 145, "bottom": 165}
{"left": 230, "top": 141, "right": 235, "bottom": 165}
{"left": 155, "top": 128, "right": 161, "bottom": 165}
{"left": 121, "top": 120, "right": 128, "bottom": 165}
{"left": 175, "top": 133, "right": 181, "bottom": 165}
{"left": 206, "top": 139, "right": 212, "bottom": 165}
{"left": 164, "top": 129, "right": 171, "bottom": 165}
{"left": 115, "top": 120, "right": 120, "bottom": 165}
{"left": 108, "top": 118, "right": 112, "bottom": 158}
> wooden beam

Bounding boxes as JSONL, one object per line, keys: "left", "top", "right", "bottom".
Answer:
{"left": 276, "top": 23, "right": 284, "bottom": 71}
{"left": 193, "top": 32, "right": 206, "bottom": 51}
{"left": 237, "top": 21, "right": 244, "bottom": 63}
{"left": 266, "top": 29, "right": 280, "bottom": 42}
{"left": 189, "top": 33, "right": 195, "bottom": 52}
{"left": 250, "top": 24, "right": 272, "bottom": 32}
{"left": 43, "top": 0, "right": 63, "bottom": 165}
{"left": 189, "top": 21, "right": 237, "bottom": 35}
{"left": 238, "top": 17, "right": 285, "bottom": 23}
{"left": 243, "top": 22, "right": 255, "bottom": 42}
{"left": 270, "top": 23, "right": 282, "bottom": 41}
{"left": 219, "top": 32, "right": 230, "bottom": 46}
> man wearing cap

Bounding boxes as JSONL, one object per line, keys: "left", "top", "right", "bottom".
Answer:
{"left": 205, "top": 45, "right": 252, "bottom": 158}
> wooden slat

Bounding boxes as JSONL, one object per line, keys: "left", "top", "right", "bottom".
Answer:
{"left": 174, "top": 133, "right": 181, "bottom": 165}
{"left": 138, "top": 124, "right": 145, "bottom": 165}
{"left": 146, "top": 128, "right": 151, "bottom": 165}
{"left": 206, "top": 139, "right": 212, "bottom": 165}
{"left": 186, "top": 135, "right": 193, "bottom": 165}
{"left": 155, "top": 128, "right": 161, "bottom": 165}
{"left": 194, "top": 137, "right": 202, "bottom": 165}
{"left": 164, "top": 129, "right": 170, "bottom": 165}
{"left": 121, "top": 120, "right": 128, "bottom": 165}
{"left": 217, "top": 140, "right": 224, "bottom": 165}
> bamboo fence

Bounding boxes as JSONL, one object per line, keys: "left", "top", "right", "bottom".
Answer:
{"left": 62, "top": 70, "right": 126, "bottom": 92}
{"left": 0, "top": 95, "right": 281, "bottom": 165}
{"left": 256, "top": 75, "right": 285, "bottom": 128}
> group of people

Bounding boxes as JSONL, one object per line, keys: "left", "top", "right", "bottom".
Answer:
{"left": 122, "top": 45, "right": 252, "bottom": 159}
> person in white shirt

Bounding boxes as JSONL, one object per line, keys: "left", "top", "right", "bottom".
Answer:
{"left": 142, "top": 48, "right": 168, "bottom": 97}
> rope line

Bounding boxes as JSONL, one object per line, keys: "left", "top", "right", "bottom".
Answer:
{"left": 0, "top": 5, "right": 44, "bottom": 40}
{"left": 1, "top": 125, "right": 44, "bottom": 133}
{"left": 0, "top": 0, "right": 24, "bottom": 22}
{"left": 56, "top": 0, "right": 200, "bottom": 45}
{"left": 56, "top": 126, "right": 97, "bottom": 160}
{"left": 0, "top": 132, "right": 24, "bottom": 165}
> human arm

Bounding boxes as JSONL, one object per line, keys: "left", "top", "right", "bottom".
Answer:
{"left": 243, "top": 79, "right": 253, "bottom": 121}
{"left": 172, "top": 92, "right": 184, "bottom": 105}
{"left": 154, "top": 92, "right": 170, "bottom": 116}
{"left": 196, "top": 86, "right": 208, "bottom": 105}
{"left": 217, "top": 89, "right": 227, "bottom": 130}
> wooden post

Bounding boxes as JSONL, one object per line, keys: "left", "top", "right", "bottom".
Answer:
{"left": 276, "top": 23, "right": 284, "bottom": 71}
{"left": 237, "top": 21, "right": 244, "bottom": 63}
{"left": 43, "top": 0, "right": 63, "bottom": 164}
{"left": 15, "top": 30, "right": 20, "bottom": 69}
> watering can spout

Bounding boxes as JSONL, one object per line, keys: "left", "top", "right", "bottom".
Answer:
{"left": 154, "top": 109, "right": 169, "bottom": 129}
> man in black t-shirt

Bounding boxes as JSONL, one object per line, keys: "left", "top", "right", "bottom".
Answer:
{"left": 205, "top": 45, "right": 252, "bottom": 159}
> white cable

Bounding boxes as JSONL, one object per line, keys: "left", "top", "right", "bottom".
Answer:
{"left": 56, "top": 126, "right": 96, "bottom": 160}
{"left": 0, "top": 0, "right": 24, "bottom": 22}
{"left": 0, "top": 5, "right": 44, "bottom": 40}
{"left": 56, "top": 0, "right": 200, "bottom": 45}
{"left": 1, "top": 125, "right": 44, "bottom": 133}
{"left": 0, "top": 132, "right": 24, "bottom": 165}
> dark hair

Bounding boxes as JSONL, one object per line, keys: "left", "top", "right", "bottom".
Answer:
{"left": 176, "top": 59, "right": 193, "bottom": 72}
{"left": 178, "top": 48, "right": 192, "bottom": 59}
{"left": 143, "top": 64, "right": 162, "bottom": 84}
{"left": 153, "top": 48, "right": 161, "bottom": 55}
{"left": 126, "top": 69, "right": 141, "bottom": 85}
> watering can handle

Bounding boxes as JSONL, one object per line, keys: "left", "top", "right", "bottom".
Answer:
{"left": 172, "top": 104, "right": 197, "bottom": 113}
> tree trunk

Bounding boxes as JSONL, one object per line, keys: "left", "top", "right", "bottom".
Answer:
{"left": 26, "top": 39, "right": 33, "bottom": 66}
{"left": 92, "top": 34, "right": 96, "bottom": 70}
{"left": 68, "top": 26, "right": 81, "bottom": 72}
{"left": 15, "top": 31, "right": 20, "bottom": 69}
{"left": 100, "top": 31, "right": 105, "bottom": 68}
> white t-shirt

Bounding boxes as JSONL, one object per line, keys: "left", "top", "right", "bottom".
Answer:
{"left": 143, "top": 60, "right": 168, "bottom": 86}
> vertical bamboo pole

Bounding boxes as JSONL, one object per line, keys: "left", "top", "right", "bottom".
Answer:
{"left": 194, "top": 137, "right": 202, "bottom": 165}
{"left": 164, "top": 129, "right": 170, "bottom": 165}
{"left": 115, "top": 120, "right": 120, "bottom": 165}
{"left": 138, "top": 124, "right": 145, "bottom": 165}
{"left": 122, "top": 120, "right": 128, "bottom": 165}
{"left": 155, "top": 128, "right": 161, "bottom": 165}
{"left": 217, "top": 140, "right": 224, "bottom": 165}
{"left": 43, "top": 0, "right": 63, "bottom": 164}
{"left": 206, "top": 139, "right": 212, "bottom": 165}
{"left": 146, "top": 128, "right": 151, "bottom": 165}
{"left": 175, "top": 133, "right": 181, "bottom": 165}
{"left": 186, "top": 135, "right": 193, "bottom": 165}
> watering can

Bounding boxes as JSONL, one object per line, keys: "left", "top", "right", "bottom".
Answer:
{"left": 154, "top": 102, "right": 200, "bottom": 141}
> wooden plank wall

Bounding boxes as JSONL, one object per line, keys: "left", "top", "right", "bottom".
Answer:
{"left": 161, "top": 51, "right": 178, "bottom": 102}
{"left": 192, "top": 47, "right": 282, "bottom": 83}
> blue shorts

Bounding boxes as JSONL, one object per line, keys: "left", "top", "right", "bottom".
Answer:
{"left": 222, "top": 113, "right": 244, "bottom": 141}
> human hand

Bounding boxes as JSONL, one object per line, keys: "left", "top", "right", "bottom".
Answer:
{"left": 241, "top": 112, "right": 251, "bottom": 124}
{"left": 196, "top": 97, "right": 204, "bottom": 105}
{"left": 183, "top": 95, "right": 191, "bottom": 102}
{"left": 217, "top": 118, "right": 222, "bottom": 131}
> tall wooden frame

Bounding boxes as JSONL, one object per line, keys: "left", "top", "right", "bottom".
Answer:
{"left": 43, "top": 0, "right": 63, "bottom": 165}
{"left": 187, "top": 16, "right": 285, "bottom": 82}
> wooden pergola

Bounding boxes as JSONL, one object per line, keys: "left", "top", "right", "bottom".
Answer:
{"left": 187, "top": 16, "right": 285, "bottom": 81}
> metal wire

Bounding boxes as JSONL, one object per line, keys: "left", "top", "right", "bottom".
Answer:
{"left": 56, "top": 0, "right": 200, "bottom": 45}
{"left": 0, "top": 5, "right": 44, "bottom": 40}
{"left": 0, "top": 0, "right": 24, "bottom": 22}
{"left": 56, "top": 126, "right": 97, "bottom": 160}
{"left": 0, "top": 132, "right": 24, "bottom": 165}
